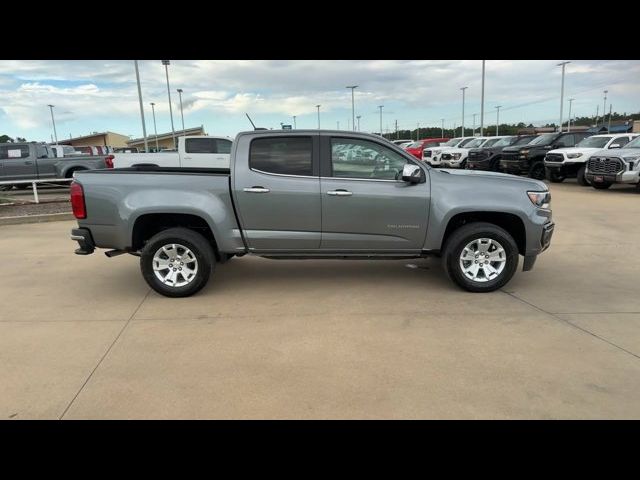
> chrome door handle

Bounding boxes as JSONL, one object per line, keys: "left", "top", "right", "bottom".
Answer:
{"left": 327, "top": 190, "right": 353, "bottom": 196}
{"left": 243, "top": 187, "right": 270, "bottom": 193}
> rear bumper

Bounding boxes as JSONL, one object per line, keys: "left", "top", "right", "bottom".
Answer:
{"left": 71, "top": 227, "right": 95, "bottom": 255}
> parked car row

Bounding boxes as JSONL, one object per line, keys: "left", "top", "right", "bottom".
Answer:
{"left": 414, "top": 132, "right": 640, "bottom": 191}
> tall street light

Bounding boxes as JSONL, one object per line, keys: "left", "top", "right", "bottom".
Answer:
{"left": 134, "top": 61, "right": 148, "bottom": 152}
{"left": 316, "top": 104, "right": 321, "bottom": 129}
{"left": 602, "top": 90, "right": 608, "bottom": 129}
{"left": 346, "top": 85, "right": 358, "bottom": 131}
{"left": 293, "top": 115, "right": 297, "bottom": 129}
{"left": 176, "top": 88, "right": 185, "bottom": 133}
{"left": 480, "top": 60, "right": 485, "bottom": 136}
{"left": 441, "top": 118, "right": 444, "bottom": 138}
{"left": 337, "top": 121, "right": 340, "bottom": 130}
{"left": 557, "top": 61, "right": 570, "bottom": 133}
{"left": 495, "top": 106, "right": 502, "bottom": 135}
{"left": 567, "top": 98, "right": 574, "bottom": 132}
{"left": 357, "top": 115, "right": 361, "bottom": 132}
{"left": 47, "top": 104, "right": 58, "bottom": 145}
{"left": 161, "top": 60, "right": 176, "bottom": 148}
{"left": 473, "top": 113, "right": 477, "bottom": 135}
{"left": 150, "top": 102, "right": 159, "bottom": 152}
{"left": 460, "top": 87, "right": 468, "bottom": 136}
{"left": 378, "top": 105, "right": 384, "bottom": 137}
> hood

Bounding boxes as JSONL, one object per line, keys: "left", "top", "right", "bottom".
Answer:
{"left": 436, "top": 168, "right": 547, "bottom": 190}
{"left": 441, "top": 147, "right": 467, "bottom": 154}
{"left": 590, "top": 147, "right": 640, "bottom": 159}
{"left": 548, "top": 147, "right": 599, "bottom": 155}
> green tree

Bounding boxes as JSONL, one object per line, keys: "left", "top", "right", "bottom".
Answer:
{"left": 0, "top": 134, "right": 14, "bottom": 143}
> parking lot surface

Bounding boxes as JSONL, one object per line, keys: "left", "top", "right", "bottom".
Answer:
{"left": 1, "top": 180, "right": 640, "bottom": 419}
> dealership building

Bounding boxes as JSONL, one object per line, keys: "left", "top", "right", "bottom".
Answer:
{"left": 127, "top": 126, "right": 206, "bottom": 152}
{"left": 57, "top": 131, "right": 130, "bottom": 149}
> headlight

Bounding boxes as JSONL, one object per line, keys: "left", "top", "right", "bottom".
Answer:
{"left": 520, "top": 149, "right": 529, "bottom": 155}
{"left": 452, "top": 153, "right": 462, "bottom": 160}
{"left": 567, "top": 153, "right": 583, "bottom": 159}
{"left": 527, "top": 191, "right": 551, "bottom": 209}
{"left": 623, "top": 156, "right": 640, "bottom": 169}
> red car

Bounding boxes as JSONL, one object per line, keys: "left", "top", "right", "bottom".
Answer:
{"left": 404, "top": 138, "right": 450, "bottom": 159}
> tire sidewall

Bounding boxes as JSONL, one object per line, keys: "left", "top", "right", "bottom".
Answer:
{"left": 445, "top": 224, "right": 519, "bottom": 292}
{"left": 140, "top": 230, "right": 213, "bottom": 297}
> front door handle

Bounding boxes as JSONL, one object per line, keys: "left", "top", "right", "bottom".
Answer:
{"left": 327, "top": 189, "right": 353, "bottom": 196}
{"left": 243, "top": 186, "right": 270, "bottom": 193}
{"left": 25, "top": 161, "right": 33, "bottom": 165}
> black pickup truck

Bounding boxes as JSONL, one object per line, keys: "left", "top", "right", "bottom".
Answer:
{"left": 467, "top": 135, "right": 537, "bottom": 172}
{"left": 500, "top": 132, "right": 592, "bottom": 180}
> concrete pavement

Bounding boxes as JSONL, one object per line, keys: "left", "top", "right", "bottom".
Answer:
{"left": 1, "top": 180, "right": 639, "bottom": 419}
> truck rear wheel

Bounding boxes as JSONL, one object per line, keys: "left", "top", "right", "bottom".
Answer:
{"left": 140, "top": 227, "right": 214, "bottom": 297}
{"left": 443, "top": 222, "right": 519, "bottom": 293}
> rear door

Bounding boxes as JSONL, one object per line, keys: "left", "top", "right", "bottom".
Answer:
{"left": 182, "top": 137, "right": 230, "bottom": 168}
{"left": 319, "top": 135, "right": 429, "bottom": 251}
{"left": 0, "top": 144, "right": 37, "bottom": 181}
{"left": 33, "top": 144, "right": 59, "bottom": 178}
{"left": 233, "top": 133, "right": 321, "bottom": 251}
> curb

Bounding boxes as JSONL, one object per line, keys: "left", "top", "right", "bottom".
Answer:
{"left": 0, "top": 212, "right": 74, "bottom": 226}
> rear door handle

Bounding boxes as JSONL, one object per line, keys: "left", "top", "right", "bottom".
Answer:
{"left": 327, "top": 189, "right": 353, "bottom": 196}
{"left": 25, "top": 161, "right": 33, "bottom": 165}
{"left": 243, "top": 187, "right": 270, "bottom": 193}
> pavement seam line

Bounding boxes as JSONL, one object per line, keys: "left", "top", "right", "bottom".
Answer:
{"left": 501, "top": 290, "right": 640, "bottom": 361}
{"left": 58, "top": 288, "right": 152, "bottom": 420}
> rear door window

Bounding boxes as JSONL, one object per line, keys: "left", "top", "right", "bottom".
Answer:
{"left": 216, "top": 139, "right": 232, "bottom": 154}
{"left": 185, "top": 138, "right": 218, "bottom": 153}
{"left": 249, "top": 137, "right": 313, "bottom": 176}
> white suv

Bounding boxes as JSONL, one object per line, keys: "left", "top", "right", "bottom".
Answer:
{"left": 544, "top": 134, "right": 638, "bottom": 185}
{"left": 423, "top": 137, "right": 476, "bottom": 166}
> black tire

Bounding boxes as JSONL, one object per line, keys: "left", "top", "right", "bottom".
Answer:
{"left": 15, "top": 184, "right": 30, "bottom": 190}
{"left": 490, "top": 158, "right": 501, "bottom": 172}
{"left": 443, "top": 222, "right": 519, "bottom": 293}
{"left": 140, "top": 227, "right": 215, "bottom": 297}
{"left": 576, "top": 165, "right": 589, "bottom": 186}
{"left": 592, "top": 182, "right": 612, "bottom": 190}
{"left": 0, "top": 184, "right": 12, "bottom": 191}
{"left": 460, "top": 160, "right": 467, "bottom": 169}
{"left": 545, "top": 167, "right": 565, "bottom": 183}
{"left": 529, "top": 162, "right": 546, "bottom": 180}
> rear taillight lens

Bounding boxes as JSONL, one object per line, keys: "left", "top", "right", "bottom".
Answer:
{"left": 105, "top": 155, "right": 114, "bottom": 168}
{"left": 70, "top": 182, "right": 86, "bottom": 219}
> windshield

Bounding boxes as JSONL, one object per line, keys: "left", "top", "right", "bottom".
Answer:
{"left": 625, "top": 136, "right": 640, "bottom": 149}
{"left": 492, "top": 137, "right": 515, "bottom": 147}
{"left": 576, "top": 136, "right": 611, "bottom": 149}
{"left": 405, "top": 142, "right": 421, "bottom": 148}
{"left": 483, "top": 138, "right": 502, "bottom": 147}
{"left": 465, "top": 138, "right": 486, "bottom": 148}
{"left": 527, "top": 133, "right": 557, "bottom": 146}
{"left": 458, "top": 138, "right": 476, "bottom": 147}
{"left": 514, "top": 136, "right": 534, "bottom": 146}
{"left": 440, "top": 138, "right": 461, "bottom": 147}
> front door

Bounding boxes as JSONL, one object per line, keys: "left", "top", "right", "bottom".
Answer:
{"left": 320, "top": 136, "right": 429, "bottom": 252}
{"left": 233, "top": 134, "right": 321, "bottom": 251}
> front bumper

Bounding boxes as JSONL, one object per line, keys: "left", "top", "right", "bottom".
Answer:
{"left": 501, "top": 159, "right": 529, "bottom": 175}
{"left": 523, "top": 221, "right": 554, "bottom": 271}
{"left": 71, "top": 227, "right": 95, "bottom": 255}
{"left": 585, "top": 169, "right": 639, "bottom": 185}
{"left": 466, "top": 159, "right": 492, "bottom": 170}
{"left": 544, "top": 161, "right": 583, "bottom": 177}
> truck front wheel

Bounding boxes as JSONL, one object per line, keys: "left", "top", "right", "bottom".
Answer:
{"left": 140, "top": 227, "right": 214, "bottom": 297}
{"left": 576, "top": 165, "right": 589, "bottom": 186}
{"left": 443, "top": 222, "right": 519, "bottom": 293}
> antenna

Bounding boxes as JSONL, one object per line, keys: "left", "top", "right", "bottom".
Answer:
{"left": 245, "top": 113, "right": 257, "bottom": 129}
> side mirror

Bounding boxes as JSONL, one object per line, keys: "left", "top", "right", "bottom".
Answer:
{"left": 609, "top": 143, "right": 621, "bottom": 149}
{"left": 401, "top": 164, "right": 423, "bottom": 183}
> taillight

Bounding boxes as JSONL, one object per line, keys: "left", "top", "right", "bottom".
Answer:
{"left": 70, "top": 182, "right": 86, "bottom": 219}
{"left": 105, "top": 155, "right": 114, "bottom": 168}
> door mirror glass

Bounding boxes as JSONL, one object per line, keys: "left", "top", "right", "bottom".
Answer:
{"left": 609, "top": 143, "right": 621, "bottom": 149}
{"left": 401, "top": 164, "right": 423, "bottom": 183}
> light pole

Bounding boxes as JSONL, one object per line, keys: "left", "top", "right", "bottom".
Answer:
{"left": 177, "top": 88, "right": 185, "bottom": 133}
{"left": 337, "top": 121, "right": 340, "bottom": 130}
{"left": 460, "top": 86, "right": 468, "bottom": 136}
{"left": 441, "top": 118, "right": 444, "bottom": 138}
{"left": 150, "top": 102, "right": 159, "bottom": 152}
{"left": 607, "top": 103, "right": 612, "bottom": 133}
{"left": 357, "top": 115, "right": 361, "bottom": 132}
{"left": 346, "top": 85, "right": 358, "bottom": 131}
{"left": 416, "top": 122, "right": 420, "bottom": 140}
{"left": 378, "top": 105, "right": 384, "bottom": 137}
{"left": 495, "top": 106, "right": 502, "bottom": 135}
{"left": 161, "top": 60, "right": 176, "bottom": 148}
{"left": 293, "top": 115, "right": 297, "bottom": 129}
{"left": 480, "top": 60, "right": 485, "bottom": 136}
{"left": 557, "top": 61, "right": 570, "bottom": 133}
{"left": 47, "top": 104, "right": 58, "bottom": 145}
{"left": 473, "top": 113, "right": 477, "bottom": 135}
{"left": 316, "top": 104, "right": 321, "bottom": 129}
{"left": 595, "top": 105, "right": 600, "bottom": 127}
{"left": 134, "top": 61, "right": 148, "bottom": 152}
{"left": 567, "top": 98, "right": 574, "bottom": 132}
{"left": 602, "top": 90, "right": 608, "bottom": 130}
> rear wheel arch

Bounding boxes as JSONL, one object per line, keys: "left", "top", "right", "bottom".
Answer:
{"left": 441, "top": 211, "right": 527, "bottom": 256}
{"left": 64, "top": 166, "right": 88, "bottom": 178}
{"left": 131, "top": 213, "right": 221, "bottom": 260}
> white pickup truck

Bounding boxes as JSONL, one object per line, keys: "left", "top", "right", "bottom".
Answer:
{"left": 112, "top": 135, "right": 233, "bottom": 169}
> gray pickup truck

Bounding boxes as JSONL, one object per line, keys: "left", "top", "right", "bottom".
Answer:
{"left": 0, "top": 142, "right": 111, "bottom": 190}
{"left": 70, "top": 130, "right": 554, "bottom": 297}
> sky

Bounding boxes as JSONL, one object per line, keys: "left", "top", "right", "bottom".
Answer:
{"left": 0, "top": 60, "right": 639, "bottom": 142}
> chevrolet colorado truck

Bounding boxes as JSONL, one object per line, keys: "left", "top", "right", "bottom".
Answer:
{"left": 501, "top": 131, "right": 592, "bottom": 180}
{"left": 584, "top": 135, "right": 640, "bottom": 190}
{"left": 544, "top": 134, "right": 638, "bottom": 185}
{"left": 0, "top": 142, "right": 111, "bottom": 190}
{"left": 70, "top": 130, "right": 554, "bottom": 297}
{"left": 467, "top": 135, "right": 537, "bottom": 172}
